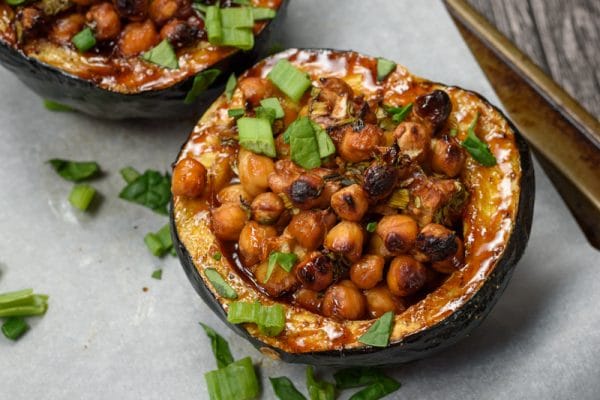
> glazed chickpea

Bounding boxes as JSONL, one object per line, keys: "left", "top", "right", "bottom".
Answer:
{"left": 294, "top": 251, "right": 334, "bottom": 292}
{"left": 149, "top": 0, "right": 179, "bottom": 25}
{"left": 364, "top": 285, "right": 406, "bottom": 318}
{"left": 113, "top": 0, "right": 148, "bottom": 20}
{"left": 217, "top": 184, "right": 252, "bottom": 206}
{"left": 415, "top": 223, "right": 458, "bottom": 262}
{"left": 330, "top": 184, "right": 369, "bottom": 222}
{"left": 50, "top": 14, "right": 85, "bottom": 44}
{"left": 394, "top": 122, "right": 432, "bottom": 163}
{"left": 238, "top": 221, "right": 277, "bottom": 267}
{"left": 251, "top": 192, "right": 285, "bottom": 225}
{"left": 211, "top": 203, "right": 248, "bottom": 242}
{"left": 238, "top": 77, "right": 275, "bottom": 107}
{"left": 287, "top": 210, "right": 328, "bottom": 250}
{"left": 160, "top": 19, "right": 197, "bottom": 48}
{"left": 86, "top": 3, "right": 121, "bottom": 41}
{"left": 367, "top": 234, "right": 394, "bottom": 259}
{"left": 362, "top": 163, "right": 399, "bottom": 201}
{"left": 171, "top": 157, "right": 206, "bottom": 198}
{"left": 431, "top": 135, "right": 465, "bottom": 178}
{"left": 338, "top": 123, "right": 383, "bottom": 163}
{"left": 322, "top": 280, "right": 366, "bottom": 320}
{"left": 431, "top": 236, "right": 465, "bottom": 274}
{"left": 238, "top": 149, "right": 275, "bottom": 197}
{"left": 293, "top": 288, "right": 322, "bottom": 314}
{"left": 287, "top": 173, "right": 325, "bottom": 210}
{"left": 376, "top": 214, "right": 418, "bottom": 255}
{"left": 118, "top": 21, "right": 160, "bottom": 57}
{"left": 16, "top": 7, "right": 45, "bottom": 37}
{"left": 254, "top": 260, "right": 299, "bottom": 298}
{"left": 209, "top": 157, "right": 234, "bottom": 194}
{"left": 387, "top": 255, "right": 427, "bottom": 297}
{"left": 324, "top": 221, "right": 364, "bottom": 263}
{"left": 414, "top": 90, "right": 452, "bottom": 130}
{"left": 268, "top": 159, "right": 302, "bottom": 194}
{"left": 349, "top": 255, "right": 385, "bottom": 289}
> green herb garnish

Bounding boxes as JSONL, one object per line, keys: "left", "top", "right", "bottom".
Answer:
{"left": 311, "top": 121, "right": 335, "bottom": 158}
{"left": 119, "top": 170, "right": 171, "bottom": 215}
{"left": 212, "top": 252, "right": 223, "bottom": 261}
{"left": 347, "top": 376, "right": 401, "bottom": 400}
{"left": 43, "top": 100, "right": 73, "bottom": 112}
{"left": 265, "top": 252, "right": 298, "bottom": 283}
{"left": 461, "top": 113, "right": 497, "bottom": 166}
{"left": 151, "top": 269, "right": 163, "bottom": 280}
{"left": 144, "top": 224, "right": 173, "bottom": 257}
{"left": 366, "top": 222, "right": 378, "bottom": 233}
{"left": 225, "top": 73, "right": 237, "bottom": 100}
{"left": 120, "top": 167, "right": 141, "bottom": 184}
{"left": 376, "top": 58, "right": 396, "bottom": 81}
{"left": 237, "top": 117, "right": 276, "bottom": 157}
{"left": 358, "top": 311, "right": 394, "bottom": 347}
{"left": 141, "top": 39, "right": 179, "bottom": 69}
{"left": 184, "top": 69, "right": 221, "bottom": 104}
{"left": 205, "top": 268, "right": 238, "bottom": 299}
{"left": 254, "top": 106, "right": 277, "bottom": 124}
{"left": 228, "top": 108, "right": 245, "bottom": 118}
{"left": 204, "top": 357, "right": 259, "bottom": 400}
{"left": 260, "top": 97, "right": 285, "bottom": 118}
{"left": 252, "top": 7, "right": 276, "bottom": 20}
{"left": 227, "top": 301, "right": 285, "bottom": 336}
{"left": 1, "top": 317, "right": 29, "bottom": 341}
{"left": 200, "top": 322, "right": 234, "bottom": 369}
{"left": 307, "top": 366, "right": 336, "bottom": 400}
{"left": 49, "top": 159, "right": 100, "bottom": 182}
{"left": 268, "top": 59, "right": 312, "bottom": 102}
{"left": 334, "top": 367, "right": 401, "bottom": 400}
{"left": 284, "top": 117, "right": 321, "bottom": 169}
{"left": 72, "top": 27, "right": 96, "bottom": 52}
{"left": 270, "top": 376, "right": 306, "bottom": 400}
{"left": 384, "top": 103, "right": 413, "bottom": 123}
{"left": 69, "top": 184, "right": 96, "bottom": 211}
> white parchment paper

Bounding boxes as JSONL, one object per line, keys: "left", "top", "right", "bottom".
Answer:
{"left": 1, "top": 1, "right": 598, "bottom": 399}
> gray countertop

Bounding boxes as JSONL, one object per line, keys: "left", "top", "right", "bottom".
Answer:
{"left": 1, "top": 1, "right": 598, "bottom": 399}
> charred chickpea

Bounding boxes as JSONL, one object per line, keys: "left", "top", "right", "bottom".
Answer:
{"left": 254, "top": 260, "right": 299, "bottom": 298}
{"left": 171, "top": 157, "right": 206, "bottom": 198}
{"left": 324, "top": 221, "right": 364, "bottom": 263}
{"left": 160, "top": 19, "right": 197, "bottom": 48}
{"left": 414, "top": 89, "right": 452, "bottom": 131}
{"left": 251, "top": 192, "right": 285, "bottom": 225}
{"left": 376, "top": 214, "right": 418, "bottom": 255}
{"left": 50, "top": 14, "right": 86, "bottom": 44}
{"left": 113, "top": 0, "right": 148, "bottom": 20}
{"left": 330, "top": 184, "right": 369, "bottom": 222}
{"left": 364, "top": 285, "right": 407, "bottom": 318}
{"left": 217, "top": 184, "right": 252, "bottom": 206}
{"left": 362, "top": 163, "right": 399, "bottom": 201}
{"left": 431, "top": 135, "right": 465, "bottom": 178}
{"left": 211, "top": 203, "right": 248, "bottom": 242}
{"left": 387, "top": 255, "right": 427, "bottom": 297}
{"left": 238, "top": 149, "right": 275, "bottom": 197}
{"left": 415, "top": 223, "right": 458, "bottom": 262}
{"left": 338, "top": 123, "right": 383, "bottom": 163}
{"left": 149, "top": 0, "right": 180, "bottom": 25}
{"left": 293, "top": 288, "right": 322, "bottom": 314}
{"left": 238, "top": 77, "right": 275, "bottom": 107}
{"left": 431, "top": 236, "right": 465, "bottom": 274}
{"left": 394, "top": 122, "right": 432, "bottom": 163}
{"left": 287, "top": 210, "right": 328, "bottom": 250}
{"left": 287, "top": 173, "right": 325, "bottom": 210}
{"left": 349, "top": 255, "right": 385, "bottom": 289}
{"left": 16, "top": 7, "right": 45, "bottom": 37}
{"left": 294, "top": 251, "right": 335, "bottom": 292}
{"left": 86, "top": 3, "right": 121, "bottom": 41}
{"left": 368, "top": 234, "right": 395, "bottom": 259}
{"left": 322, "top": 280, "right": 366, "bottom": 320}
{"left": 238, "top": 221, "right": 277, "bottom": 267}
{"left": 268, "top": 159, "right": 302, "bottom": 194}
{"left": 118, "top": 20, "right": 159, "bottom": 57}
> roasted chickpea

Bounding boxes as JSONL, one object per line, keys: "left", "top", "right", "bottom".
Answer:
{"left": 50, "top": 14, "right": 86, "bottom": 44}
{"left": 324, "top": 221, "right": 364, "bottom": 263}
{"left": 171, "top": 157, "right": 206, "bottom": 198}
{"left": 318, "top": 77, "right": 354, "bottom": 107}
{"left": 414, "top": 90, "right": 452, "bottom": 130}
{"left": 238, "top": 221, "right": 277, "bottom": 267}
{"left": 149, "top": 0, "right": 192, "bottom": 25}
{"left": 268, "top": 159, "right": 302, "bottom": 194}
{"left": 293, "top": 288, "right": 322, "bottom": 314}
{"left": 338, "top": 123, "right": 383, "bottom": 163}
{"left": 294, "top": 251, "right": 334, "bottom": 292}
{"left": 376, "top": 214, "right": 418, "bottom": 255}
{"left": 238, "top": 77, "right": 275, "bottom": 107}
{"left": 431, "top": 236, "right": 465, "bottom": 274}
{"left": 349, "top": 255, "right": 385, "bottom": 289}
{"left": 113, "top": 0, "right": 148, "bottom": 20}
{"left": 431, "top": 135, "right": 465, "bottom": 178}
{"left": 217, "top": 184, "right": 252, "bottom": 205}
{"left": 118, "top": 21, "right": 159, "bottom": 57}
{"left": 415, "top": 223, "right": 458, "bottom": 262}
{"left": 238, "top": 149, "right": 275, "bottom": 197}
{"left": 362, "top": 163, "right": 399, "bottom": 201}
{"left": 367, "top": 234, "right": 394, "bottom": 259}
{"left": 211, "top": 203, "right": 248, "bottom": 242}
{"left": 160, "top": 19, "right": 197, "bottom": 48}
{"left": 208, "top": 157, "right": 234, "bottom": 194}
{"left": 288, "top": 173, "right": 325, "bottom": 210}
{"left": 330, "top": 184, "right": 369, "bottom": 222}
{"left": 16, "top": 7, "right": 45, "bottom": 38}
{"left": 287, "top": 210, "right": 328, "bottom": 250}
{"left": 251, "top": 192, "right": 285, "bottom": 225}
{"left": 254, "top": 260, "right": 299, "bottom": 298}
{"left": 86, "top": 3, "right": 121, "bottom": 41}
{"left": 322, "top": 280, "right": 366, "bottom": 320}
{"left": 387, "top": 255, "right": 427, "bottom": 297}
{"left": 364, "top": 285, "right": 406, "bottom": 318}
{"left": 394, "top": 122, "right": 432, "bottom": 163}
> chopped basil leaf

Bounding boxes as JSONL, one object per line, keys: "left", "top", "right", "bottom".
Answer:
{"left": 204, "top": 357, "right": 259, "bottom": 400}
{"left": 306, "top": 366, "right": 336, "bottom": 400}
{"left": 265, "top": 252, "right": 298, "bottom": 283}
{"left": 120, "top": 166, "right": 141, "bottom": 184}
{"left": 228, "top": 108, "right": 245, "bottom": 118}
{"left": 376, "top": 58, "right": 396, "bottom": 81}
{"left": 119, "top": 170, "right": 171, "bottom": 215}
{"left": 227, "top": 301, "right": 285, "bottom": 336}
{"left": 270, "top": 376, "right": 306, "bottom": 400}
{"left": 68, "top": 184, "right": 96, "bottom": 211}
{"left": 384, "top": 103, "right": 413, "bottom": 123}
{"left": 358, "top": 311, "right": 394, "bottom": 347}
{"left": 461, "top": 113, "right": 497, "bottom": 166}
{"left": 284, "top": 117, "right": 321, "bottom": 169}
{"left": 310, "top": 121, "right": 335, "bottom": 158}
{"left": 237, "top": 117, "right": 276, "bottom": 157}
{"left": 43, "top": 100, "right": 73, "bottom": 112}
{"left": 348, "top": 376, "right": 401, "bottom": 400}
{"left": 366, "top": 222, "right": 377, "bottom": 233}
{"left": 260, "top": 97, "right": 285, "bottom": 118}
{"left": 1, "top": 317, "right": 29, "bottom": 341}
{"left": 334, "top": 367, "right": 391, "bottom": 389}
{"left": 141, "top": 39, "right": 179, "bottom": 69}
{"left": 48, "top": 159, "right": 100, "bottom": 182}
{"left": 199, "top": 322, "right": 234, "bottom": 369}
{"left": 151, "top": 269, "right": 163, "bottom": 280}
{"left": 225, "top": 73, "right": 237, "bottom": 100}
{"left": 268, "top": 59, "right": 312, "bottom": 102}
{"left": 72, "top": 27, "right": 96, "bottom": 52}
{"left": 205, "top": 268, "right": 238, "bottom": 299}
{"left": 184, "top": 69, "right": 221, "bottom": 104}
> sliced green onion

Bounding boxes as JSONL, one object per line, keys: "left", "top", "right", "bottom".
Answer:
{"left": 0, "top": 289, "right": 34, "bottom": 306}
{"left": 461, "top": 113, "right": 497, "bottom": 166}
{"left": 156, "top": 224, "right": 173, "bottom": 249}
{"left": 43, "top": 100, "right": 73, "bottom": 112}
{"left": 307, "top": 366, "right": 336, "bottom": 400}
{"left": 376, "top": 58, "right": 396, "bottom": 81}
{"left": 237, "top": 117, "right": 276, "bottom": 157}
{"left": 358, "top": 311, "right": 394, "bottom": 347}
{"left": 221, "top": 7, "right": 254, "bottom": 28}
{"left": 221, "top": 27, "right": 255, "bottom": 50}
{"left": 151, "top": 269, "right": 163, "bottom": 280}
{"left": 385, "top": 103, "right": 413, "bottom": 123}
{"left": 284, "top": 117, "right": 321, "bottom": 169}
{"left": 0, "top": 294, "right": 48, "bottom": 318}
{"left": 69, "top": 184, "right": 96, "bottom": 211}
{"left": 192, "top": 3, "right": 207, "bottom": 13}
{"left": 205, "top": 268, "right": 238, "bottom": 299}
{"left": 144, "top": 224, "right": 173, "bottom": 257}
{"left": 48, "top": 159, "right": 100, "bottom": 182}
{"left": 212, "top": 252, "right": 223, "bottom": 261}
{"left": 228, "top": 108, "right": 245, "bottom": 118}
{"left": 120, "top": 166, "right": 141, "bottom": 184}
{"left": 252, "top": 7, "right": 277, "bottom": 20}
{"left": 72, "top": 27, "right": 96, "bottom": 52}
{"left": 348, "top": 376, "right": 401, "bottom": 400}
{"left": 260, "top": 97, "right": 285, "bottom": 118}
{"left": 311, "top": 121, "right": 336, "bottom": 158}
{"left": 366, "top": 222, "right": 377, "bottom": 233}
{"left": 185, "top": 69, "right": 221, "bottom": 104}
{"left": 205, "top": 357, "right": 259, "bottom": 400}
{"left": 449, "top": 128, "right": 458, "bottom": 137}
{"left": 119, "top": 170, "right": 171, "bottom": 215}
{"left": 199, "top": 322, "right": 234, "bottom": 369}
{"left": 254, "top": 106, "right": 276, "bottom": 124}
{"left": 5, "top": 0, "right": 28, "bottom": 6}
{"left": 141, "top": 39, "right": 179, "bottom": 69}
{"left": 225, "top": 73, "right": 237, "bottom": 100}
{"left": 268, "top": 59, "right": 312, "bottom": 102}
{"left": 232, "top": 0, "right": 250, "bottom": 4}
{"left": 265, "top": 252, "right": 298, "bottom": 283}
{"left": 206, "top": 6, "right": 223, "bottom": 44}
{"left": 270, "top": 376, "right": 306, "bottom": 400}
{"left": 2, "top": 317, "right": 29, "bottom": 341}
{"left": 227, "top": 301, "right": 285, "bottom": 336}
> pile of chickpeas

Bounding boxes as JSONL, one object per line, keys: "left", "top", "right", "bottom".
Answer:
{"left": 173, "top": 74, "right": 468, "bottom": 321}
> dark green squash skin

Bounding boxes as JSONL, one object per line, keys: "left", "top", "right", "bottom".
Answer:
{"left": 0, "top": 1, "right": 287, "bottom": 120}
{"left": 170, "top": 86, "right": 535, "bottom": 366}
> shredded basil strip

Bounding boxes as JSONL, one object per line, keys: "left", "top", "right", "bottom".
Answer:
{"left": 265, "top": 252, "right": 298, "bottom": 283}
{"left": 1, "top": 317, "right": 29, "bottom": 341}
{"left": 141, "top": 39, "right": 179, "bottom": 69}
{"left": 376, "top": 58, "right": 396, "bottom": 81}
{"left": 205, "top": 268, "right": 238, "bottom": 299}
{"left": 48, "top": 159, "right": 100, "bottom": 182}
{"left": 348, "top": 376, "right": 401, "bottom": 400}
{"left": 119, "top": 170, "right": 171, "bottom": 215}
{"left": 184, "top": 69, "right": 221, "bottom": 104}
{"left": 306, "top": 366, "right": 336, "bottom": 400}
{"left": 284, "top": 117, "right": 322, "bottom": 169}
{"left": 334, "top": 367, "right": 395, "bottom": 390}
{"left": 270, "top": 376, "right": 307, "bottom": 400}
{"left": 358, "top": 311, "right": 394, "bottom": 347}
{"left": 44, "top": 100, "right": 73, "bottom": 112}
{"left": 461, "top": 113, "right": 497, "bottom": 166}
{"left": 199, "top": 322, "right": 235, "bottom": 369}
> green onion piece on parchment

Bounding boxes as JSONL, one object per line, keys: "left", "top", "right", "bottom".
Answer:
{"left": 270, "top": 376, "right": 306, "bottom": 400}
{"left": 227, "top": 301, "right": 285, "bottom": 336}
{"left": 200, "top": 322, "right": 235, "bottom": 369}
{"left": 204, "top": 357, "right": 259, "bottom": 400}
{"left": 205, "top": 268, "right": 238, "bottom": 299}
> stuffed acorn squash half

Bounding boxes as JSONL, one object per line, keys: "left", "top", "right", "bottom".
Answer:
{"left": 0, "top": 0, "right": 286, "bottom": 119}
{"left": 171, "top": 49, "right": 534, "bottom": 366}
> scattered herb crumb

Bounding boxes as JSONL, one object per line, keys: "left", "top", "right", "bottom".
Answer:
{"left": 151, "top": 269, "right": 163, "bottom": 280}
